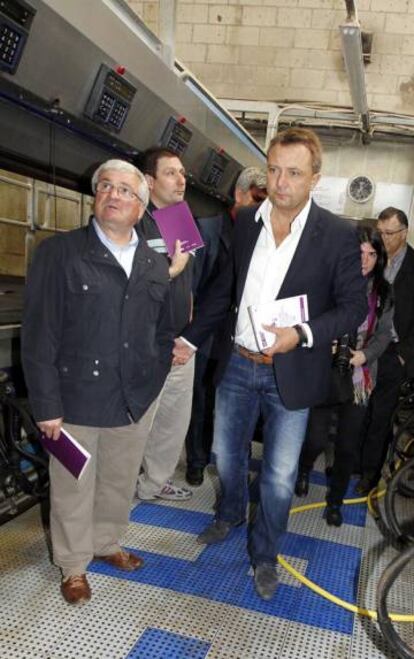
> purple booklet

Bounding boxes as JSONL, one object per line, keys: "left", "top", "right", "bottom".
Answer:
{"left": 40, "top": 427, "right": 91, "bottom": 480}
{"left": 152, "top": 201, "right": 204, "bottom": 258}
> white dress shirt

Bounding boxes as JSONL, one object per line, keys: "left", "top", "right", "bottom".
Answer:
{"left": 93, "top": 218, "right": 139, "bottom": 279}
{"left": 235, "top": 197, "right": 313, "bottom": 351}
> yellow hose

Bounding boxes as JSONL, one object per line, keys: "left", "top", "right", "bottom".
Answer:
{"left": 277, "top": 490, "right": 414, "bottom": 622}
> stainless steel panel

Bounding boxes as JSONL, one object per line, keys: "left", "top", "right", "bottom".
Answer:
{"left": 0, "top": 0, "right": 265, "bottom": 199}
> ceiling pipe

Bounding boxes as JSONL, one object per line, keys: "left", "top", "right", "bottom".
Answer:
{"left": 220, "top": 99, "right": 414, "bottom": 144}
{"left": 345, "top": 0, "right": 357, "bottom": 21}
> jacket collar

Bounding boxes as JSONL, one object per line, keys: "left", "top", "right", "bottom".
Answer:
{"left": 239, "top": 201, "right": 323, "bottom": 301}
{"left": 254, "top": 196, "right": 312, "bottom": 232}
{"left": 82, "top": 218, "right": 154, "bottom": 278}
{"left": 277, "top": 201, "right": 325, "bottom": 298}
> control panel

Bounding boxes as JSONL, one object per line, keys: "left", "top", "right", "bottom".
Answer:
{"left": 200, "top": 149, "right": 229, "bottom": 188}
{"left": 84, "top": 64, "right": 136, "bottom": 133}
{"left": 160, "top": 116, "right": 192, "bottom": 156}
{"left": 0, "top": 0, "right": 36, "bottom": 74}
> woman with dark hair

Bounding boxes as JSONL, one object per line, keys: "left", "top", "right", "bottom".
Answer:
{"left": 295, "top": 225, "right": 394, "bottom": 526}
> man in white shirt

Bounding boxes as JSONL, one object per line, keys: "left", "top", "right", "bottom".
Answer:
{"left": 173, "top": 128, "right": 366, "bottom": 601}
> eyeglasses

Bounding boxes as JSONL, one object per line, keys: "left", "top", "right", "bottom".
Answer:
{"left": 378, "top": 227, "right": 406, "bottom": 237}
{"left": 96, "top": 180, "right": 143, "bottom": 202}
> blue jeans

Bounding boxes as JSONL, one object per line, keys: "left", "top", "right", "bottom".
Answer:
{"left": 213, "top": 351, "right": 309, "bottom": 565}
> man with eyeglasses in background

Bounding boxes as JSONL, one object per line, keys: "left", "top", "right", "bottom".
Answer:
{"left": 22, "top": 159, "right": 173, "bottom": 604}
{"left": 357, "top": 206, "right": 414, "bottom": 494}
{"left": 135, "top": 147, "right": 195, "bottom": 502}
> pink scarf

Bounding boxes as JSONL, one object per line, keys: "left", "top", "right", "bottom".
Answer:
{"left": 353, "top": 288, "right": 377, "bottom": 405}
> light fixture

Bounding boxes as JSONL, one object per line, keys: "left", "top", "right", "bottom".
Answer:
{"left": 339, "top": 21, "right": 370, "bottom": 126}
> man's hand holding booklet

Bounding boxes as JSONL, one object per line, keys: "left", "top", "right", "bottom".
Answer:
{"left": 40, "top": 427, "right": 91, "bottom": 480}
{"left": 152, "top": 201, "right": 204, "bottom": 257}
{"left": 248, "top": 294, "right": 309, "bottom": 351}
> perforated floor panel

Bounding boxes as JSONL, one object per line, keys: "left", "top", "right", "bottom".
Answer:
{"left": 0, "top": 449, "right": 412, "bottom": 658}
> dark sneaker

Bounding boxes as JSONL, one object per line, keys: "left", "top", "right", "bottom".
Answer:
{"left": 196, "top": 520, "right": 232, "bottom": 545}
{"left": 326, "top": 504, "right": 343, "bottom": 527}
{"left": 186, "top": 466, "right": 204, "bottom": 487}
{"left": 295, "top": 470, "right": 310, "bottom": 497}
{"left": 355, "top": 477, "right": 375, "bottom": 496}
{"left": 254, "top": 563, "right": 278, "bottom": 601}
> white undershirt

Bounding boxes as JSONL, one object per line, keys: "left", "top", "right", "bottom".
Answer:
{"left": 235, "top": 197, "right": 312, "bottom": 351}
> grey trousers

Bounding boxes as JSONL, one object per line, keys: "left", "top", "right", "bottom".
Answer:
{"left": 137, "top": 356, "right": 195, "bottom": 498}
{"left": 49, "top": 399, "right": 157, "bottom": 577}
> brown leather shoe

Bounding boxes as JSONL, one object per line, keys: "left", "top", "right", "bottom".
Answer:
{"left": 61, "top": 574, "right": 91, "bottom": 605}
{"left": 94, "top": 549, "right": 144, "bottom": 571}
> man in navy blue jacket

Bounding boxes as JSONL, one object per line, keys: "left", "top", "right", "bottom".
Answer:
{"left": 22, "top": 159, "right": 173, "bottom": 605}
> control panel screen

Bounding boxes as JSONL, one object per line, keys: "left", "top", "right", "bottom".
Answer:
{"left": 160, "top": 117, "right": 192, "bottom": 157}
{"left": 0, "top": 0, "right": 35, "bottom": 29}
{"left": 0, "top": 0, "right": 36, "bottom": 74}
{"left": 200, "top": 149, "right": 229, "bottom": 188}
{"left": 104, "top": 70, "right": 136, "bottom": 103}
{"left": 84, "top": 64, "right": 137, "bottom": 133}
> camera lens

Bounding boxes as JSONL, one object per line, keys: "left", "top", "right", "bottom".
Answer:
{"left": 335, "top": 334, "right": 351, "bottom": 371}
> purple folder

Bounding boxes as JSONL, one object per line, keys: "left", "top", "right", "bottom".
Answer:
{"left": 152, "top": 201, "right": 204, "bottom": 258}
{"left": 40, "top": 427, "right": 91, "bottom": 480}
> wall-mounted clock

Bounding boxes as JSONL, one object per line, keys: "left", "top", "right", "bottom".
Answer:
{"left": 347, "top": 175, "right": 375, "bottom": 203}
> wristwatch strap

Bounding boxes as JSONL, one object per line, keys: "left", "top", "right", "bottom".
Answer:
{"left": 293, "top": 324, "right": 308, "bottom": 347}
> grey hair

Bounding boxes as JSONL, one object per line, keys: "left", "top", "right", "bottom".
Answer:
{"left": 235, "top": 167, "right": 267, "bottom": 193}
{"left": 91, "top": 159, "right": 149, "bottom": 206}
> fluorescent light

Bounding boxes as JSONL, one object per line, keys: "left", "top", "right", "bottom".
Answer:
{"left": 339, "top": 22, "right": 369, "bottom": 116}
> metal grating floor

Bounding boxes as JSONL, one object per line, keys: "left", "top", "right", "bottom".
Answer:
{"left": 0, "top": 447, "right": 413, "bottom": 658}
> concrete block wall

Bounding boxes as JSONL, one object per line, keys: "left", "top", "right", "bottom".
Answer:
{"left": 127, "top": 0, "right": 414, "bottom": 230}
{"left": 321, "top": 140, "right": 414, "bottom": 224}
{"left": 126, "top": 0, "right": 414, "bottom": 114}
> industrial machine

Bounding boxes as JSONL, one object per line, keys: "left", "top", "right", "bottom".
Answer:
{"left": 0, "top": 0, "right": 265, "bottom": 522}
{"left": 0, "top": 0, "right": 264, "bottom": 204}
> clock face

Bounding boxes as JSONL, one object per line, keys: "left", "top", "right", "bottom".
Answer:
{"left": 347, "top": 175, "right": 375, "bottom": 203}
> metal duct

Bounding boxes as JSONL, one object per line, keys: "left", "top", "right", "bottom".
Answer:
{"left": 0, "top": 0, "right": 265, "bottom": 207}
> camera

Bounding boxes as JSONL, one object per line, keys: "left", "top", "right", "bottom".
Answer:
{"left": 333, "top": 334, "right": 353, "bottom": 372}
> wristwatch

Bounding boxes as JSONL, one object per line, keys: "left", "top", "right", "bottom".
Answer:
{"left": 293, "top": 324, "right": 308, "bottom": 347}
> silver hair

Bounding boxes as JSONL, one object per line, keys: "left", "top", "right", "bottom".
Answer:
{"left": 91, "top": 159, "right": 149, "bottom": 206}
{"left": 235, "top": 166, "right": 267, "bottom": 193}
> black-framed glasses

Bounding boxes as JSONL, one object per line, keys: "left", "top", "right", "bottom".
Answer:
{"left": 379, "top": 227, "right": 407, "bottom": 237}
{"left": 96, "top": 180, "right": 143, "bottom": 202}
